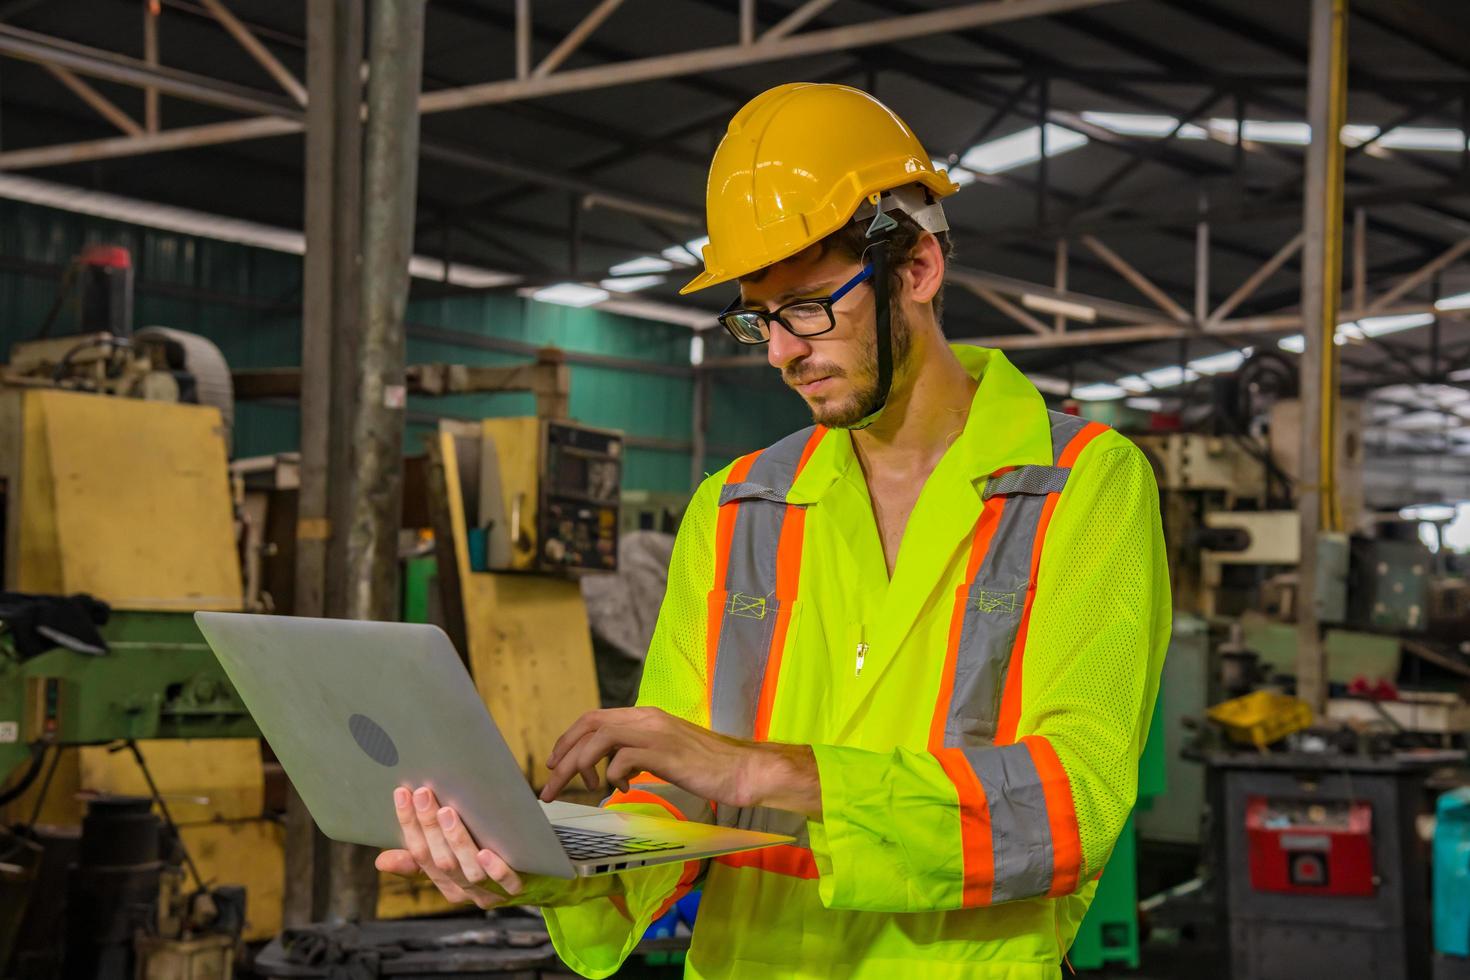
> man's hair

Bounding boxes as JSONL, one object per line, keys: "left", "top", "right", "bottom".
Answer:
{"left": 818, "top": 211, "right": 955, "bottom": 325}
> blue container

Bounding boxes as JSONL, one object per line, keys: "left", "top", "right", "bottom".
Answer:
{"left": 1435, "top": 787, "right": 1470, "bottom": 957}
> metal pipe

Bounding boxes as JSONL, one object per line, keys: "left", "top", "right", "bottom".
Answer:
{"left": 515, "top": 0, "right": 530, "bottom": 80}
{"left": 144, "top": 0, "right": 159, "bottom": 132}
{"left": 1296, "top": 0, "right": 1348, "bottom": 716}
{"left": 1353, "top": 207, "right": 1367, "bottom": 316}
{"left": 739, "top": 0, "right": 755, "bottom": 45}
{"left": 533, "top": 0, "right": 623, "bottom": 78}
{"left": 0, "top": 114, "right": 299, "bottom": 169}
{"left": 197, "top": 0, "right": 308, "bottom": 106}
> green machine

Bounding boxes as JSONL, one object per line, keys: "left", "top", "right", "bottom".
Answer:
{"left": 0, "top": 611, "right": 257, "bottom": 779}
{"left": 1069, "top": 693, "right": 1167, "bottom": 971}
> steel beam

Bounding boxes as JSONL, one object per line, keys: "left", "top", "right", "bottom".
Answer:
{"left": 0, "top": 22, "right": 300, "bottom": 118}
{"left": 515, "top": 0, "right": 530, "bottom": 79}
{"left": 144, "top": 0, "right": 159, "bottom": 131}
{"left": 970, "top": 286, "right": 1054, "bottom": 336}
{"left": 0, "top": 115, "right": 301, "bottom": 169}
{"left": 416, "top": 0, "right": 1127, "bottom": 114}
{"left": 41, "top": 63, "right": 143, "bottom": 136}
{"left": 1365, "top": 237, "right": 1470, "bottom": 315}
{"left": 1207, "top": 232, "right": 1304, "bottom": 327}
{"left": 198, "top": 0, "right": 308, "bottom": 106}
{"left": 947, "top": 266, "right": 1178, "bottom": 326}
{"left": 760, "top": 0, "right": 840, "bottom": 43}
{"left": 1079, "top": 234, "right": 1191, "bottom": 323}
{"left": 532, "top": 0, "right": 623, "bottom": 78}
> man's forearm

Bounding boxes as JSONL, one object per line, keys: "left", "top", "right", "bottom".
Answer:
{"left": 743, "top": 742, "right": 822, "bottom": 819}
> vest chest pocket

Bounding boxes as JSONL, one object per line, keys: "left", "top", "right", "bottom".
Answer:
{"left": 945, "top": 575, "right": 1029, "bottom": 745}
{"left": 707, "top": 587, "right": 795, "bottom": 737}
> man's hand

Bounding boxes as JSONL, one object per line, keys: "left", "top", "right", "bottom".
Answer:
{"left": 540, "top": 707, "right": 822, "bottom": 818}
{"left": 375, "top": 786, "right": 524, "bottom": 909}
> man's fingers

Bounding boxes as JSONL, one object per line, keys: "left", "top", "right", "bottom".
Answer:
{"left": 546, "top": 709, "right": 615, "bottom": 768}
{"left": 413, "top": 787, "right": 462, "bottom": 879}
{"left": 478, "top": 848, "right": 524, "bottom": 896}
{"left": 375, "top": 848, "right": 420, "bottom": 877}
{"left": 606, "top": 747, "right": 654, "bottom": 792}
{"left": 394, "top": 787, "right": 435, "bottom": 867}
{"left": 437, "top": 807, "right": 488, "bottom": 884}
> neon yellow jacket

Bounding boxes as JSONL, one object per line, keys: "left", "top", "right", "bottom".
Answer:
{"left": 535, "top": 346, "right": 1171, "bottom": 979}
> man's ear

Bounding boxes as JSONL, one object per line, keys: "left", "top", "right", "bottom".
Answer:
{"left": 904, "top": 233, "right": 945, "bottom": 305}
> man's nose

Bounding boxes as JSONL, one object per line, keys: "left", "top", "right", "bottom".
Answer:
{"left": 766, "top": 319, "right": 812, "bottom": 372}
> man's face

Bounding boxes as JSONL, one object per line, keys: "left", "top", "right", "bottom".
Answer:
{"left": 738, "top": 245, "right": 909, "bottom": 429}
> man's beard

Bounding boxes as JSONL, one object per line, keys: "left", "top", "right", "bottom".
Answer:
{"left": 782, "top": 302, "right": 911, "bottom": 429}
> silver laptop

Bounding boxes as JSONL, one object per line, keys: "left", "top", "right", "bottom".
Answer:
{"left": 194, "top": 612, "right": 791, "bottom": 879}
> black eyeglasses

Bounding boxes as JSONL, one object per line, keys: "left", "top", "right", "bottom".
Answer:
{"left": 716, "top": 265, "right": 874, "bottom": 346}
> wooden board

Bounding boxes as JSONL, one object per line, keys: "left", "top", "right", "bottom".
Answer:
{"left": 178, "top": 819, "right": 284, "bottom": 942}
{"left": 437, "top": 427, "right": 600, "bottom": 788}
{"left": 18, "top": 389, "right": 242, "bottom": 610}
{"left": 0, "top": 739, "right": 264, "bottom": 828}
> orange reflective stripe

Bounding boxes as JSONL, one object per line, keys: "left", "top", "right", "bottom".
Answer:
{"left": 706, "top": 450, "right": 764, "bottom": 720}
{"left": 1021, "top": 735, "right": 1082, "bottom": 896}
{"left": 751, "top": 426, "right": 825, "bottom": 742}
{"left": 935, "top": 747, "right": 994, "bottom": 907}
{"left": 715, "top": 844, "right": 819, "bottom": 879}
{"left": 994, "top": 422, "right": 1109, "bottom": 744}
{"left": 928, "top": 495, "right": 1007, "bottom": 753}
{"left": 605, "top": 788, "right": 688, "bottom": 822}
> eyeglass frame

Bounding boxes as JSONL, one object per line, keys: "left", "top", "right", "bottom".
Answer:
{"left": 716, "top": 264, "right": 875, "bottom": 346}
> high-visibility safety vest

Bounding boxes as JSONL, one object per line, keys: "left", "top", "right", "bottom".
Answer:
{"left": 539, "top": 346, "right": 1171, "bottom": 979}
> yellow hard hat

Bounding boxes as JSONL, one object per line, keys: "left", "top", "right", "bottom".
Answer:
{"left": 680, "top": 82, "right": 961, "bottom": 295}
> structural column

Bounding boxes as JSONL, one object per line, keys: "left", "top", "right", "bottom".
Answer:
{"left": 1296, "top": 0, "right": 1348, "bottom": 715}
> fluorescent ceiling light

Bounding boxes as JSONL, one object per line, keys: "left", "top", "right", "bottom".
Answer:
{"left": 960, "top": 124, "right": 1088, "bottom": 175}
{"left": 1021, "top": 292, "right": 1097, "bottom": 322}
{"left": 1072, "top": 382, "right": 1127, "bottom": 401}
{"left": 1116, "top": 375, "right": 1152, "bottom": 393}
{"left": 1341, "top": 124, "right": 1381, "bottom": 146}
{"left": 531, "top": 282, "right": 609, "bottom": 307}
{"left": 1188, "top": 349, "right": 1249, "bottom": 375}
{"left": 1436, "top": 291, "right": 1470, "bottom": 311}
{"left": 1357, "top": 312, "right": 1435, "bottom": 337}
{"left": 1278, "top": 334, "right": 1306, "bottom": 353}
{"left": 689, "top": 335, "right": 705, "bottom": 366}
{"left": 610, "top": 255, "right": 675, "bottom": 275}
{"left": 1377, "top": 127, "right": 1466, "bottom": 152}
{"left": 1141, "top": 365, "right": 1199, "bottom": 388}
{"left": 1081, "top": 111, "right": 1207, "bottom": 140}
{"left": 1400, "top": 503, "right": 1458, "bottom": 522}
{"left": 1450, "top": 367, "right": 1470, "bottom": 382}
{"left": 1126, "top": 396, "right": 1165, "bottom": 412}
{"left": 600, "top": 274, "right": 665, "bottom": 293}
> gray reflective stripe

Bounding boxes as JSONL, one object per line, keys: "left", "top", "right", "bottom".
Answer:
{"left": 962, "top": 742, "right": 1054, "bottom": 903}
{"left": 604, "top": 779, "right": 715, "bottom": 824}
{"left": 708, "top": 426, "right": 823, "bottom": 736}
{"left": 717, "top": 803, "right": 809, "bottom": 848}
{"left": 945, "top": 492, "right": 1047, "bottom": 745}
{"left": 982, "top": 465, "right": 1069, "bottom": 500}
{"left": 1046, "top": 411, "right": 1088, "bottom": 465}
{"left": 942, "top": 411, "right": 1097, "bottom": 746}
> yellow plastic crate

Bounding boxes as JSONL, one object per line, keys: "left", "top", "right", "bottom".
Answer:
{"left": 1207, "top": 691, "right": 1313, "bottom": 748}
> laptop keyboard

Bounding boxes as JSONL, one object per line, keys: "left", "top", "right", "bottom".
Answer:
{"left": 554, "top": 825, "right": 683, "bottom": 861}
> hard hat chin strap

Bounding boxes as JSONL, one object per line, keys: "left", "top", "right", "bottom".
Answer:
{"left": 848, "top": 241, "right": 893, "bottom": 431}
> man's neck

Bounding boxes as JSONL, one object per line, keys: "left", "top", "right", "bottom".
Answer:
{"left": 851, "top": 321, "right": 977, "bottom": 475}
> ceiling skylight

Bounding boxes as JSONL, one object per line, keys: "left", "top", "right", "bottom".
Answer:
{"left": 531, "top": 282, "right": 610, "bottom": 307}
{"left": 1188, "top": 349, "right": 1250, "bottom": 375}
{"left": 1081, "top": 111, "right": 1207, "bottom": 139}
{"left": 960, "top": 124, "right": 1089, "bottom": 175}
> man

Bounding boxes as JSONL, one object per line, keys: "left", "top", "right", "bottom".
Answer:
{"left": 378, "top": 83, "right": 1170, "bottom": 979}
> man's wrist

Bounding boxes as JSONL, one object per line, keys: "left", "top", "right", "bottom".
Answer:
{"left": 743, "top": 742, "right": 822, "bottom": 818}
